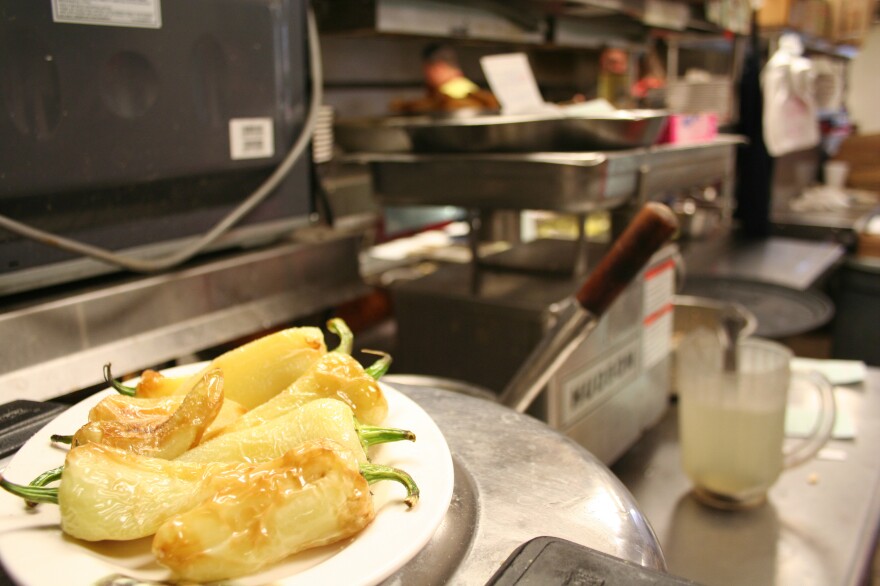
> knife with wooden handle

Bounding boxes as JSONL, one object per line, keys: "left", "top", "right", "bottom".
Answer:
{"left": 499, "top": 202, "right": 679, "bottom": 413}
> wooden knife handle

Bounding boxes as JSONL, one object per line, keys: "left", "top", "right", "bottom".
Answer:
{"left": 575, "top": 202, "right": 679, "bottom": 316}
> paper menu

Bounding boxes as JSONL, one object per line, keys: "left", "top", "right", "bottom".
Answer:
{"left": 479, "top": 53, "right": 559, "bottom": 116}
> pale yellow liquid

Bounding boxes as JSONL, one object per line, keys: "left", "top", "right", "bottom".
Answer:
{"left": 680, "top": 399, "right": 785, "bottom": 500}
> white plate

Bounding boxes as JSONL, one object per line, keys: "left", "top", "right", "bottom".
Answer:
{"left": 0, "top": 363, "right": 454, "bottom": 585}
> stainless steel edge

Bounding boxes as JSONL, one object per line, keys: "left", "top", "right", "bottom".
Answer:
{"left": 382, "top": 383, "right": 667, "bottom": 585}
{"left": 0, "top": 236, "right": 369, "bottom": 402}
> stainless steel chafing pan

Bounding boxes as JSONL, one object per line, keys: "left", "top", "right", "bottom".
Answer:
{"left": 354, "top": 151, "right": 644, "bottom": 212}
{"left": 335, "top": 110, "right": 668, "bottom": 153}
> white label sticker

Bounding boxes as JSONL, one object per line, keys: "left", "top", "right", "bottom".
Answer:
{"left": 52, "top": 0, "right": 162, "bottom": 29}
{"left": 560, "top": 339, "right": 640, "bottom": 426}
{"left": 642, "top": 259, "right": 675, "bottom": 369}
{"left": 229, "top": 118, "right": 275, "bottom": 160}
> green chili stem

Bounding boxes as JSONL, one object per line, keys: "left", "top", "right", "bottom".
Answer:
{"left": 50, "top": 434, "right": 73, "bottom": 445}
{"left": 0, "top": 475, "right": 58, "bottom": 505}
{"left": 104, "top": 363, "right": 136, "bottom": 396}
{"left": 25, "top": 466, "right": 64, "bottom": 508}
{"left": 362, "top": 350, "right": 392, "bottom": 380}
{"left": 29, "top": 466, "right": 63, "bottom": 488}
{"left": 356, "top": 422, "right": 416, "bottom": 450}
{"left": 360, "top": 464, "right": 419, "bottom": 508}
{"left": 327, "top": 318, "right": 353, "bottom": 355}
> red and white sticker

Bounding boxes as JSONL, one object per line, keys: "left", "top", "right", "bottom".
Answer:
{"left": 642, "top": 259, "right": 675, "bottom": 370}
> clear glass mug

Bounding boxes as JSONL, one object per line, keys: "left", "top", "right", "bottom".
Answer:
{"left": 676, "top": 330, "right": 836, "bottom": 510}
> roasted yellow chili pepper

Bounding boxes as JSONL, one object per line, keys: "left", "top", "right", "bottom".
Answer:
{"left": 107, "top": 324, "right": 328, "bottom": 408}
{"left": 176, "top": 397, "right": 413, "bottom": 466}
{"left": 0, "top": 440, "right": 417, "bottom": 549}
{"left": 85, "top": 392, "right": 247, "bottom": 443}
{"left": 216, "top": 350, "right": 391, "bottom": 438}
{"left": 66, "top": 369, "right": 224, "bottom": 459}
{"left": 154, "top": 439, "right": 415, "bottom": 582}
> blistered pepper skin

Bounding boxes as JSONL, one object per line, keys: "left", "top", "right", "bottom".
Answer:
{"left": 218, "top": 352, "right": 388, "bottom": 436}
{"left": 87, "top": 393, "right": 247, "bottom": 443}
{"left": 58, "top": 443, "right": 247, "bottom": 541}
{"left": 175, "top": 398, "right": 369, "bottom": 466}
{"left": 153, "top": 440, "right": 374, "bottom": 582}
{"left": 71, "top": 369, "right": 224, "bottom": 459}
{"left": 136, "top": 327, "right": 326, "bottom": 409}
{"left": 134, "top": 369, "right": 189, "bottom": 398}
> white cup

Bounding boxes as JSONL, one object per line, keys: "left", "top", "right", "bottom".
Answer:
{"left": 824, "top": 161, "right": 850, "bottom": 189}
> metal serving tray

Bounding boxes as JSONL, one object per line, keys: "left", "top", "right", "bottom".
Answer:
{"left": 357, "top": 151, "right": 645, "bottom": 212}
{"left": 335, "top": 110, "right": 668, "bottom": 153}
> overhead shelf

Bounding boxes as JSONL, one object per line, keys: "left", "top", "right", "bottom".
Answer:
{"left": 315, "top": 0, "right": 736, "bottom": 48}
{"left": 313, "top": 0, "right": 548, "bottom": 43}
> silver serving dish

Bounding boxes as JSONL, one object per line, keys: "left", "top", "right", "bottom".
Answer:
{"left": 356, "top": 151, "right": 644, "bottom": 212}
{"left": 350, "top": 137, "right": 742, "bottom": 213}
{"left": 335, "top": 110, "right": 669, "bottom": 153}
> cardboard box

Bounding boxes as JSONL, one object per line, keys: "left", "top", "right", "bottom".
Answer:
{"left": 827, "top": 0, "right": 876, "bottom": 43}
{"left": 835, "top": 133, "right": 880, "bottom": 193}
{"left": 757, "top": 0, "right": 829, "bottom": 37}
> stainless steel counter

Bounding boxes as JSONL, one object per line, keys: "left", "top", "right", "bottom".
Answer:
{"left": 680, "top": 235, "right": 845, "bottom": 292}
{"left": 612, "top": 369, "right": 880, "bottom": 586}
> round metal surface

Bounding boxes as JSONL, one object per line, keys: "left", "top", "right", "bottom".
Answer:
{"left": 381, "top": 382, "right": 666, "bottom": 585}
{"left": 680, "top": 276, "right": 834, "bottom": 339}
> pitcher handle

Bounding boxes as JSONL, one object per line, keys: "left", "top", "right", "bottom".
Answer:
{"left": 783, "top": 370, "right": 837, "bottom": 469}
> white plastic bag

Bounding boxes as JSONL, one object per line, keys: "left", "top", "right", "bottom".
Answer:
{"left": 761, "top": 34, "right": 820, "bottom": 157}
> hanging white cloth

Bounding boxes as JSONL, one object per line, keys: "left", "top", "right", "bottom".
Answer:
{"left": 761, "top": 33, "right": 821, "bottom": 157}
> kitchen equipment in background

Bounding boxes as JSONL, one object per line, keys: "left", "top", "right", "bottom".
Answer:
{"left": 670, "top": 295, "right": 757, "bottom": 394}
{"left": 358, "top": 151, "right": 638, "bottom": 212}
{"left": 676, "top": 331, "right": 836, "bottom": 509}
{"left": 0, "top": 0, "right": 314, "bottom": 296}
{"left": 673, "top": 295, "right": 757, "bottom": 347}
{"left": 674, "top": 293, "right": 754, "bottom": 328}
{"left": 335, "top": 110, "right": 669, "bottom": 153}
{"left": 313, "top": 105, "right": 336, "bottom": 164}
{"left": 357, "top": 137, "right": 740, "bottom": 214}
{"left": 360, "top": 138, "right": 738, "bottom": 464}
{"left": 680, "top": 276, "right": 834, "bottom": 341}
{"left": 831, "top": 255, "right": 880, "bottom": 366}
{"left": 664, "top": 33, "right": 740, "bottom": 125}
{"left": 671, "top": 196, "right": 725, "bottom": 239}
{"left": 498, "top": 203, "right": 679, "bottom": 414}
{"left": 824, "top": 160, "right": 850, "bottom": 189}
{"left": 665, "top": 73, "right": 734, "bottom": 123}
{"left": 487, "top": 536, "right": 697, "bottom": 585}
{"left": 394, "top": 239, "right": 680, "bottom": 465}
